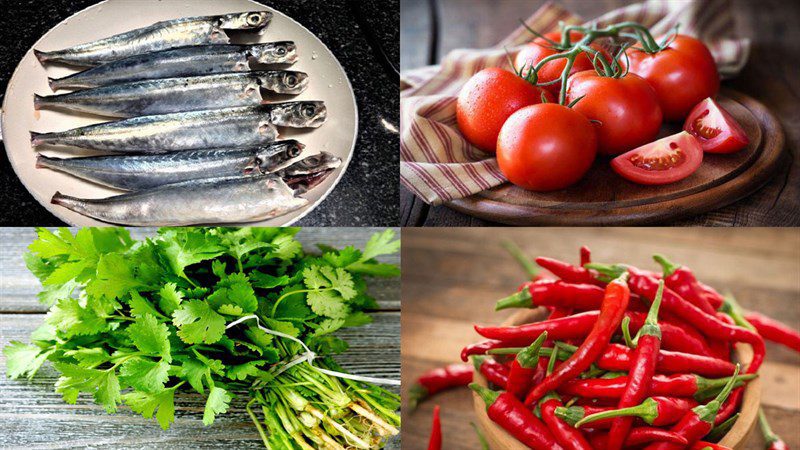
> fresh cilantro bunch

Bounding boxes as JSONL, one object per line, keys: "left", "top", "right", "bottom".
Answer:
{"left": 5, "top": 227, "right": 400, "bottom": 448}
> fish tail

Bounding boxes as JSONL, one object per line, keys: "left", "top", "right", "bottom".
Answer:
{"left": 33, "top": 93, "right": 47, "bottom": 110}
{"left": 35, "top": 154, "right": 50, "bottom": 169}
{"left": 34, "top": 49, "right": 52, "bottom": 64}
{"left": 51, "top": 191, "right": 83, "bottom": 209}
{"left": 48, "top": 77, "right": 62, "bottom": 91}
{"left": 30, "top": 131, "right": 47, "bottom": 147}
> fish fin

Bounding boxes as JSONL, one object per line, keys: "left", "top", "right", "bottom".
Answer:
{"left": 34, "top": 49, "right": 51, "bottom": 64}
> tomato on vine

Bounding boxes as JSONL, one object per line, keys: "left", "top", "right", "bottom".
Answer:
{"left": 624, "top": 34, "right": 719, "bottom": 121}
{"left": 683, "top": 98, "right": 749, "bottom": 154}
{"left": 497, "top": 103, "right": 597, "bottom": 191}
{"left": 566, "top": 70, "right": 662, "bottom": 155}
{"left": 514, "top": 31, "right": 610, "bottom": 95}
{"left": 456, "top": 68, "right": 554, "bottom": 153}
{"left": 611, "top": 131, "right": 703, "bottom": 185}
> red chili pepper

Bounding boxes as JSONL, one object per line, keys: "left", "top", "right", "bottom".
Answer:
{"left": 476, "top": 310, "right": 714, "bottom": 357}
{"left": 507, "top": 333, "right": 547, "bottom": 399}
{"left": 587, "top": 427, "right": 688, "bottom": 449}
{"left": 540, "top": 395, "right": 593, "bottom": 450}
{"left": 461, "top": 340, "right": 505, "bottom": 362}
{"left": 580, "top": 246, "right": 592, "bottom": 267}
{"left": 691, "top": 441, "right": 732, "bottom": 450}
{"left": 408, "top": 364, "right": 473, "bottom": 409}
{"left": 556, "top": 397, "right": 698, "bottom": 429}
{"left": 427, "top": 405, "right": 441, "bottom": 450}
{"left": 758, "top": 408, "right": 789, "bottom": 450}
{"left": 606, "top": 282, "right": 665, "bottom": 450}
{"left": 558, "top": 372, "right": 756, "bottom": 401}
{"left": 596, "top": 343, "right": 735, "bottom": 377}
{"left": 653, "top": 254, "right": 717, "bottom": 315}
{"left": 642, "top": 365, "right": 741, "bottom": 450}
{"left": 471, "top": 383, "right": 563, "bottom": 450}
{"left": 474, "top": 356, "right": 509, "bottom": 389}
{"left": 496, "top": 280, "right": 650, "bottom": 313}
{"left": 714, "top": 386, "right": 743, "bottom": 425}
{"left": 744, "top": 312, "right": 800, "bottom": 353}
{"left": 536, "top": 256, "right": 605, "bottom": 286}
{"left": 627, "top": 267, "right": 765, "bottom": 375}
{"left": 524, "top": 273, "right": 630, "bottom": 405}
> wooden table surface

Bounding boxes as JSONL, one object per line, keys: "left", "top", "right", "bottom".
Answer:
{"left": 401, "top": 228, "right": 800, "bottom": 449}
{"left": 0, "top": 228, "right": 400, "bottom": 449}
{"left": 400, "top": 0, "right": 800, "bottom": 227}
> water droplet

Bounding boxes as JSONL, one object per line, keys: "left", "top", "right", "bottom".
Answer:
{"left": 311, "top": 51, "right": 318, "bottom": 60}
{"left": 328, "top": 84, "right": 333, "bottom": 88}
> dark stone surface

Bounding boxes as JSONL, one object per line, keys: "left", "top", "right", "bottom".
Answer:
{"left": 0, "top": 0, "right": 399, "bottom": 226}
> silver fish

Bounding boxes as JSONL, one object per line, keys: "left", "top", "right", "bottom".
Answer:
{"left": 30, "top": 103, "right": 326, "bottom": 153}
{"left": 48, "top": 42, "right": 298, "bottom": 91}
{"left": 35, "top": 71, "right": 310, "bottom": 117}
{"left": 51, "top": 174, "right": 309, "bottom": 226}
{"left": 34, "top": 12, "right": 272, "bottom": 67}
{"left": 36, "top": 140, "right": 305, "bottom": 191}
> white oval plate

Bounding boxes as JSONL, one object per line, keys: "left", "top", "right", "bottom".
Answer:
{"left": 1, "top": 0, "right": 357, "bottom": 226}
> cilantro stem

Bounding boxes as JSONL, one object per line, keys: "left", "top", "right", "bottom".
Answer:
{"left": 106, "top": 314, "right": 135, "bottom": 322}
{"left": 246, "top": 398, "right": 270, "bottom": 447}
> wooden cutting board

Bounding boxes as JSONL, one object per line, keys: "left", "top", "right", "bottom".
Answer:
{"left": 447, "top": 89, "right": 785, "bottom": 225}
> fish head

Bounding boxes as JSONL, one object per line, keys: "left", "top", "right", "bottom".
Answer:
{"left": 216, "top": 11, "right": 272, "bottom": 30}
{"left": 279, "top": 151, "right": 341, "bottom": 194}
{"left": 257, "top": 71, "right": 309, "bottom": 94}
{"left": 270, "top": 101, "right": 327, "bottom": 128}
{"left": 252, "top": 42, "right": 298, "bottom": 64}
{"left": 259, "top": 175, "right": 309, "bottom": 215}
{"left": 245, "top": 140, "right": 306, "bottom": 174}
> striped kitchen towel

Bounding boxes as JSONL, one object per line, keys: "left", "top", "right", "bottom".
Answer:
{"left": 400, "top": 0, "right": 750, "bottom": 206}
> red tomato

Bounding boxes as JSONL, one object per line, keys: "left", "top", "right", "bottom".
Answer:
{"left": 566, "top": 71, "right": 663, "bottom": 155}
{"left": 683, "top": 98, "right": 749, "bottom": 154}
{"left": 611, "top": 131, "right": 703, "bottom": 185}
{"left": 624, "top": 35, "right": 719, "bottom": 121}
{"left": 514, "top": 31, "right": 609, "bottom": 95}
{"left": 456, "top": 68, "right": 554, "bottom": 153}
{"left": 497, "top": 103, "right": 597, "bottom": 191}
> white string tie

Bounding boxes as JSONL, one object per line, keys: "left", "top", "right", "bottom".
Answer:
{"left": 226, "top": 314, "right": 401, "bottom": 386}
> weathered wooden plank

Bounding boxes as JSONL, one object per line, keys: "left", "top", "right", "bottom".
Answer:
{"left": 0, "top": 227, "right": 400, "bottom": 313}
{"left": 0, "top": 312, "right": 399, "bottom": 448}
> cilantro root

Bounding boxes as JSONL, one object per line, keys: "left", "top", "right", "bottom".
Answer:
{"left": 4, "top": 227, "right": 401, "bottom": 448}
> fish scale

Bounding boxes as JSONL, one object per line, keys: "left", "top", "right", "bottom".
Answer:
{"left": 36, "top": 141, "right": 307, "bottom": 190}
{"left": 48, "top": 42, "right": 299, "bottom": 90}
{"left": 51, "top": 174, "right": 309, "bottom": 226}
{"left": 34, "top": 11, "right": 273, "bottom": 67}
{"left": 30, "top": 102, "right": 327, "bottom": 153}
{"left": 35, "top": 71, "right": 310, "bottom": 117}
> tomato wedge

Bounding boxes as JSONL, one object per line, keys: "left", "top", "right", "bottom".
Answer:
{"left": 683, "top": 98, "right": 749, "bottom": 154}
{"left": 611, "top": 131, "right": 703, "bottom": 185}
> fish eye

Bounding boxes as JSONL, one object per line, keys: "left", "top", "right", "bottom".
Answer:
{"left": 276, "top": 47, "right": 287, "bottom": 56}
{"left": 247, "top": 14, "right": 262, "bottom": 25}
{"left": 302, "top": 105, "right": 316, "bottom": 117}
{"left": 285, "top": 75, "right": 297, "bottom": 86}
{"left": 289, "top": 145, "right": 301, "bottom": 157}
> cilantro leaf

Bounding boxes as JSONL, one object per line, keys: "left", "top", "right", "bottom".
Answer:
{"left": 120, "top": 358, "right": 170, "bottom": 393}
{"left": 157, "top": 229, "right": 224, "bottom": 282}
{"left": 54, "top": 362, "right": 121, "bottom": 413}
{"left": 158, "top": 283, "right": 184, "bottom": 315}
{"left": 360, "top": 229, "right": 401, "bottom": 262}
{"left": 127, "top": 314, "right": 171, "bottom": 361}
{"left": 4, "top": 342, "right": 50, "bottom": 379}
{"left": 123, "top": 388, "right": 175, "bottom": 430}
{"left": 303, "top": 266, "right": 357, "bottom": 319}
{"left": 28, "top": 228, "right": 73, "bottom": 258}
{"left": 46, "top": 297, "right": 110, "bottom": 337}
{"left": 173, "top": 300, "right": 226, "bottom": 344}
{"left": 226, "top": 360, "right": 266, "bottom": 380}
{"left": 203, "top": 386, "right": 232, "bottom": 426}
{"left": 207, "top": 274, "right": 257, "bottom": 316}
{"left": 129, "top": 292, "right": 163, "bottom": 319}
{"left": 86, "top": 252, "right": 159, "bottom": 300}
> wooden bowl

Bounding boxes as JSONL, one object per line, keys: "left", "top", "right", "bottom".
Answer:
{"left": 472, "top": 308, "right": 761, "bottom": 449}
